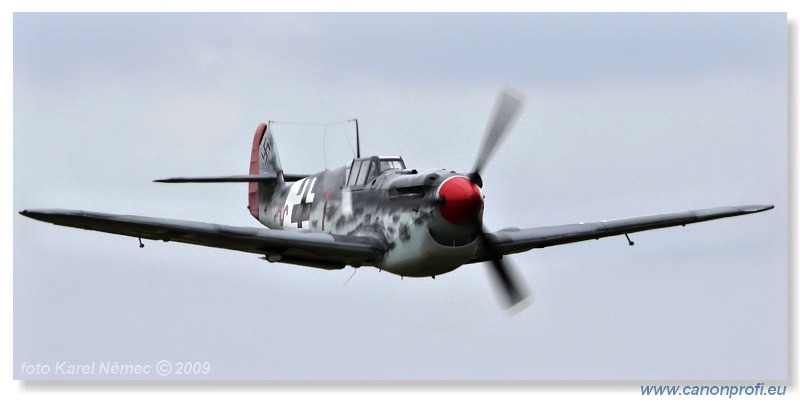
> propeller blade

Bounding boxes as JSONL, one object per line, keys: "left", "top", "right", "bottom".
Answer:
{"left": 470, "top": 87, "right": 526, "bottom": 182}
{"left": 475, "top": 222, "right": 530, "bottom": 309}
{"left": 463, "top": 87, "right": 529, "bottom": 309}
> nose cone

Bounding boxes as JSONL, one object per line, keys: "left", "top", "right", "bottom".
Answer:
{"left": 437, "top": 176, "right": 484, "bottom": 225}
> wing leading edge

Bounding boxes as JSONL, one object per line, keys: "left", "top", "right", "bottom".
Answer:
{"left": 19, "top": 209, "right": 386, "bottom": 270}
{"left": 471, "top": 205, "right": 774, "bottom": 262}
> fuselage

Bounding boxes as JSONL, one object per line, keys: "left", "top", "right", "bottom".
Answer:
{"left": 258, "top": 156, "right": 484, "bottom": 277}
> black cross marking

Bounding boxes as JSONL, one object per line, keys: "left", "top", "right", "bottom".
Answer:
{"left": 291, "top": 202, "right": 312, "bottom": 228}
{"left": 290, "top": 179, "right": 314, "bottom": 228}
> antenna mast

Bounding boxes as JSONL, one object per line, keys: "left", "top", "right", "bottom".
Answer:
{"left": 354, "top": 119, "right": 360, "bottom": 158}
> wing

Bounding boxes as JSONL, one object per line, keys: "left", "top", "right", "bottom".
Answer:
{"left": 20, "top": 209, "right": 386, "bottom": 270}
{"left": 470, "top": 205, "right": 773, "bottom": 262}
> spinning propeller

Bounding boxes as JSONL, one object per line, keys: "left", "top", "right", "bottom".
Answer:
{"left": 400, "top": 88, "right": 529, "bottom": 308}
{"left": 450, "top": 88, "right": 530, "bottom": 309}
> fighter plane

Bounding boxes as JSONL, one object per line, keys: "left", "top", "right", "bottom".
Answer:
{"left": 19, "top": 89, "right": 773, "bottom": 309}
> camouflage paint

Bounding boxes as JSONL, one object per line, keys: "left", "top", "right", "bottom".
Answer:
{"left": 255, "top": 125, "right": 483, "bottom": 277}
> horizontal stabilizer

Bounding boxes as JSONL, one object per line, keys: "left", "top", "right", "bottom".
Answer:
{"left": 155, "top": 174, "right": 277, "bottom": 183}
{"left": 155, "top": 173, "right": 308, "bottom": 183}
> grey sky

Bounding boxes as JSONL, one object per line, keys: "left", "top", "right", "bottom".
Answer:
{"left": 13, "top": 13, "right": 786, "bottom": 380}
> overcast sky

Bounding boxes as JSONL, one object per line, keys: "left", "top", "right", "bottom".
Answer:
{"left": 13, "top": 13, "right": 786, "bottom": 380}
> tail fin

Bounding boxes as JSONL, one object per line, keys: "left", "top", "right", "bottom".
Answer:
{"left": 249, "top": 123, "right": 284, "bottom": 220}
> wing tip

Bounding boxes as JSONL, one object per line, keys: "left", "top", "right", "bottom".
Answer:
{"left": 741, "top": 204, "right": 774, "bottom": 213}
{"left": 19, "top": 209, "right": 86, "bottom": 223}
{"left": 19, "top": 209, "right": 51, "bottom": 218}
{"left": 19, "top": 209, "right": 48, "bottom": 222}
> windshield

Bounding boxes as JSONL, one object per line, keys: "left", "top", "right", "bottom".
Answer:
{"left": 378, "top": 158, "right": 405, "bottom": 172}
{"left": 346, "top": 157, "right": 406, "bottom": 187}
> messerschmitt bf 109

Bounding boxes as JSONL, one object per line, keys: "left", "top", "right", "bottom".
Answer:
{"left": 20, "top": 89, "right": 773, "bottom": 309}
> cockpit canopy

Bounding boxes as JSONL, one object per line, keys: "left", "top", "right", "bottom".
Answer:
{"left": 345, "top": 156, "right": 406, "bottom": 187}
